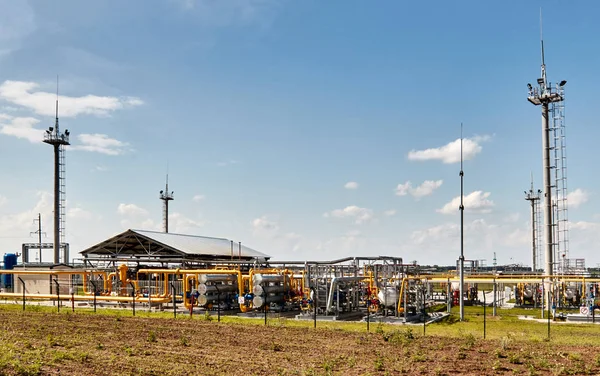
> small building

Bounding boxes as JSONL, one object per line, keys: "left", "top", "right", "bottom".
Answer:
{"left": 79, "top": 229, "right": 270, "bottom": 268}
{"left": 13, "top": 264, "right": 74, "bottom": 295}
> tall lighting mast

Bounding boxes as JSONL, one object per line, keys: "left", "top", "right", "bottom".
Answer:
{"left": 526, "top": 11, "right": 566, "bottom": 278}
{"left": 43, "top": 78, "right": 70, "bottom": 264}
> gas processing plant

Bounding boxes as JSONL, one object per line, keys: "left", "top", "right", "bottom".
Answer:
{"left": 1, "top": 19, "right": 599, "bottom": 324}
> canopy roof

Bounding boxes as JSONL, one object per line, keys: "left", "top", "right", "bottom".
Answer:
{"left": 79, "top": 229, "right": 269, "bottom": 262}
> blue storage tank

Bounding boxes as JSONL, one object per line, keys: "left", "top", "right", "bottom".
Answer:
{"left": 2, "top": 253, "right": 17, "bottom": 289}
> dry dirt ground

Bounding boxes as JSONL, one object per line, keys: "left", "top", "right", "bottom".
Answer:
{"left": 1, "top": 311, "right": 600, "bottom": 375}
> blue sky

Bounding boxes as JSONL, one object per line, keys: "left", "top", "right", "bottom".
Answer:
{"left": 1, "top": 0, "right": 599, "bottom": 266}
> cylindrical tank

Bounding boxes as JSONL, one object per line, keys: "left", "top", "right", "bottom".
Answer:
{"left": 198, "top": 274, "right": 237, "bottom": 283}
{"left": 523, "top": 286, "right": 534, "bottom": 299}
{"left": 197, "top": 283, "right": 237, "bottom": 295}
{"left": 252, "top": 294, "right": 284, "bottom": 307}
{"left": 564, "top": 288, "right": 575, "bottom": 300}
{"left": 252, "top": 274, "right": 283, "bottom": 284}
{"left": 253, "top": 284, "right": 285, "bottom": 296}
{"left": 2, "top": 253, "right": 18, "bottom": 288}
{"left": 377, "top": 287, "right": 399, "bottom": 307}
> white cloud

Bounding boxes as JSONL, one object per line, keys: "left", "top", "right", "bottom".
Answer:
{"left": 0, "top": 114, "right": 43, "bottom": 143}
{"left": 0, "top": 80, "right": 143, "bottom": 118}
{"left": 168, "top": 212, "right": 207, "bottom": 233}
{"left": 407, "top": 135, "right": 491, "bottom": 164}
{"left": 344, "top": 181, "right": 358, "bottom": 190}
{"left": 0, "top": 191, "right": 53, "bottom": 238}
{"left": 117, "top": 203, "right": 148, "bottom": 217}
{"left": 0, "top": 195, "right": 7, "bottom": 207}
{"left": 252, "top": 215, "right": 280, "bottom": 237}
{"left": 173, "top": 0, "right": 283, "bottom": 28}
{"left": 217, "top": 159, "right": 239, "bottom": 167}
{"left": 566, "top": 189, "right": 589, "bottom": 209}
{"left": 408, "top": 218, "right": 530, "bottom": 263}
{"left": 71, "top": 133, "right": 129, "bottom": 155}
{"left": 192, "top": 195, "right": 205, "bottom": 203}
{"left": 383, "top": 209, "right": 396, "bottom": 217}
{"left": 323, "top": 205, "right": 374, "bottom": 224}
{"left": 67, "top": 207, "right": 92, "bottom": 220}
{"left": 437, "top": 191, "right": 495, "bottom": 215}
{"left": 395, "top": 180, "right": 443, "bottom": 198}
{"left": 569, "top": 221, "right": 600, "bottom": 231}
{"left": 0, "top": 0, "right": 35, "bottom": 57}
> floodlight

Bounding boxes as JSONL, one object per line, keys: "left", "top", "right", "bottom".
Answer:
{"left": 559, "top": 80, "right": 567, "bottom": 87}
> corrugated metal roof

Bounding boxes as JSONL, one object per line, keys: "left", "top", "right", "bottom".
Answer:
{"left": 131, "top": 230, "right": 269, "bottom": 259}
{"left": 79, "top": 229, "right": 270, "bottom": 260}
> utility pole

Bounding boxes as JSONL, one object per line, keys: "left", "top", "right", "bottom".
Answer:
{"left": 525, "top": 175, "right": 542, "bottom": 273}
{"left": 30, "top": 213, "right": 46, "bottom": 263}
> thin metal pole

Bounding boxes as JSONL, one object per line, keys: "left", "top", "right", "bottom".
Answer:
{"left": 547, "top": 293, "right": 551, "bottom": 339}
{"left": 263, "top": 290, "right": 267, "bottom": 326}
{"left": 493, "top": 279, "right": 497, "bottom": 316}
{"left": 214, "top": 284, "right": 221, "bottom": 323}
{"left": 312, "top": 287, "right": 317, "bottom": 329}
{"left": 170, "top": 282, "right": 176, "bottom": 319}
{"left": 90, "top": 280, "right": 97, "bottom": 313}
{"left": 54, "top": 278, "right": 60, "bottom": 312}
{"left": 129, "top": 282, "right": 136, "bottom": 316}
{"left": 422, "top": 286, "right": 426, "bottom": 336}
{"left": 483, "top": 290, "right": 486, "bottom": 339}
{"left": 459, "top": 123, "right": 465, "bottom": 321}
{"left": 18, "top": 277, "right": 25, "bottom": 311}
{"left": 367, "top": 299, "right": 370, "bottom": 332}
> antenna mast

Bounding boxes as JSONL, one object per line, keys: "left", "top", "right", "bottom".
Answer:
{"left": 459, "top": 123, "right": 465, "bottom": 321}
{"left": 159, "top": 173, "right": 174, "bottom": 233}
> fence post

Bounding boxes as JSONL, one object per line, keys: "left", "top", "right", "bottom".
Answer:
{"left": 214, "top": 284, "right": 221, "bottom": 323}
{"left": 263, "top": 290, "right": 267, "bottom": 326}
{"left": 483, "top": 290, "right": 486, "bottom": 339}
{"left": 129, "top": 282, "right": 135, "bottom": 317}
{"left": 312, "top": 287, "right": 317, "bottom": 329}
{"left": 90, "top": 280, "right": 97, "bottom": 313}
{"left": 492, "top": 279, "right": 497, "bottom": 317}
{"left": 54, "top": 279, "right": 60, "bottom": 313}
{"left": 18, "top": 277, "right": 25, "bottom": 312}
{"left": 366, "top": 299, "right": 370, "bottom": 332}
{"left": 70, "top": 286, "right": 75, "bottom": 313}
{"left": 547, "top": 296, "right": 551, "bottom": 339}
{"left": 422, "top": 286, "right": 426, "bottom": 336}
{"left": 170, "top": 282, "right": 176, "bottom": 319}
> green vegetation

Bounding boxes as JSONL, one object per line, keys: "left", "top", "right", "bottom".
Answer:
{"left": 1, "top": 303, "right": 600, "bottom": 375}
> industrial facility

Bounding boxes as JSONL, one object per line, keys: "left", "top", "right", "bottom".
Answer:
{"left": 1, "top": 15, "right": 599, "bottom": 325}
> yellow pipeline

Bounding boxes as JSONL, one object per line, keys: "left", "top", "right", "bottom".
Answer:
{"left": 0, "top": 292, "right": 170, "bottom": 303}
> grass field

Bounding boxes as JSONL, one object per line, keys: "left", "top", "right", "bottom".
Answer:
{"left": 1, "top": 304, "right": 599, "bottom": 375}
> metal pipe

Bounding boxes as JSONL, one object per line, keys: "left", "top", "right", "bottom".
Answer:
{"left": 53, "top": 145, "right": 60, "bottom": 264}
{"left": 325, "top": 276, "right": 364, "bottom": 314}
{"left": 542, "top": 102, "right": 553, "bottom": 277}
